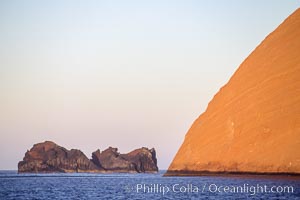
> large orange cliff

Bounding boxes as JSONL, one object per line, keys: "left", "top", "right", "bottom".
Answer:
{"left": 166, "top": 8, "right": 300, "bottom": 175}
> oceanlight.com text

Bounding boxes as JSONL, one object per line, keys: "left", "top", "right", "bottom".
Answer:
{"left": 130, "top": 183, "right": 294, "bottom": 196}
{"left": 207, "top": 183, "right": 294, "bottom": 195}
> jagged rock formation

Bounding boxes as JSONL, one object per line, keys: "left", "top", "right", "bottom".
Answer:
{"left": 91, "top": 147, "right": 135, "bottom": 172}
{"left": 91, "top": 147, "right": 158, "bottom": 172}
{"left": 18, "top": 141, "right": 158, "bottom": 173}
{"left": 165, "top": 8, "right": 300, "bottom": 176}
{"left": 18, "top": 141, "right": 100, "bottom": 173}
{"left": 122, "top": 147, "right": 158, "bottom": 172}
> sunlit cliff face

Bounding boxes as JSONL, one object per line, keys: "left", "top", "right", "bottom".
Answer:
{"left": 167, "top": 8, "right": 300, "bottom": 175}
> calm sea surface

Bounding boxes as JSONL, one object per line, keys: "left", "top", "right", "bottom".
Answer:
{"left": 0, "top": 170, "right": 299, "bottom": 199}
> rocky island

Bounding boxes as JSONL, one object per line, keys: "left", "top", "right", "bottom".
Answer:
{"left": 18, "top": 141, "right": 158, "bottom": 173}
{"left": 165, "top": 8, "right": 300, "bottom": 176}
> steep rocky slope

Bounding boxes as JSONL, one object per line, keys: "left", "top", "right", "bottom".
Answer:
{"left": 166, "top": 8, "right": 300, "bottom": 176}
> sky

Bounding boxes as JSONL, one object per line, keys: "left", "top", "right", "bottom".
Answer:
{"left": 0, "top": 1, "right": 299, "bottom": 170}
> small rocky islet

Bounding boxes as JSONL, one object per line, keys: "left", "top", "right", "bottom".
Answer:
{"left": 18, "top": 141, "right": 158, "bottom": 173}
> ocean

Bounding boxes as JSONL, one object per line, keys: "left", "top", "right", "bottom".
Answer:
{"left": 0, "top": 170, "right": 299, "bottom": 199}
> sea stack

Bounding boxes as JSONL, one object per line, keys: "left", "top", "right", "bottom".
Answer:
{"left": 18, "top": 141, "right": 101, "bottom": 173}
{"left": 165, "top": 8, "right": 300, "bottom": 176}
{"left": 91, "top": 147, "right": 158, "bottom": 173}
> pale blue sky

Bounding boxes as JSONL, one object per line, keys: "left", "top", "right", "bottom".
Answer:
{"left": 0, "top": 1, "right": 299, "bottom": 169}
